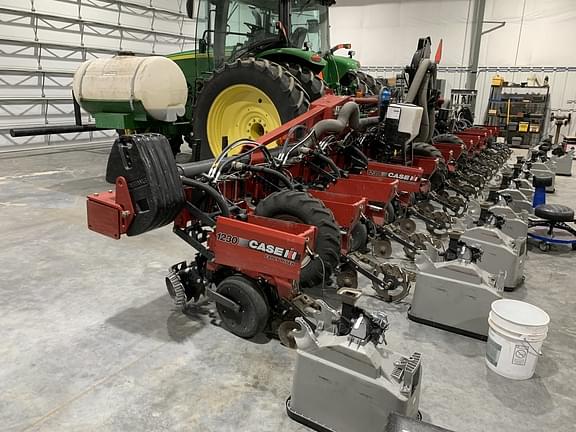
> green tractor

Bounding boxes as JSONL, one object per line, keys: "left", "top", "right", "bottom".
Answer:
{"left": 73, "top": 0, "right": 380, "bottom": 159}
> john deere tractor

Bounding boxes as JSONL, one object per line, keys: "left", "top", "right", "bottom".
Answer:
{"left": 68, "top": 0, "right": 380, "bottom": 159}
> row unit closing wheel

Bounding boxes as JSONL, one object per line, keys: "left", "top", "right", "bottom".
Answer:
{"left": 192, "top": 58, "right": 310, "bottom": 159}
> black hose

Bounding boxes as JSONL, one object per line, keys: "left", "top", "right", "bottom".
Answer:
{"left": 316, "top": 153, "right": 342, "bottom": 178}
{"left": 178, "top": 145, "right": 286, "bottom": 178}
{"left": 245, "top": 165, "right": 294, "bottom": 189}
{"left": 181, "top": 177, "right": 231, "bottom": 218}
{"left": 178, "top": 101, "right": 375, "bottom": 177}
{"left": 349, "top": 143, "right": 369, "bottom": 167}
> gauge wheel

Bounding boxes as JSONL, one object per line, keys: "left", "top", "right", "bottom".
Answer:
{"left": 215, "top": 275, "right": 269, "bottom": 339}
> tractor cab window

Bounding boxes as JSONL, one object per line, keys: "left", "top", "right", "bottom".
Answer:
{"left": 206, "top": 0, "right": 280, "bottom": 65}
{"left": 226, "top": 0, "right": 279, "bottom": 44}
{"left": 289, "top": 0, "right": 329, "bottom": 52}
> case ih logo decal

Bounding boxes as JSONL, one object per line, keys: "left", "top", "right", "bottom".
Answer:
{"left": 216, "top": 232, "right": 300, "bottom": 265}
{"left": 367, "top": 169, "right": 420, "bottom": 183}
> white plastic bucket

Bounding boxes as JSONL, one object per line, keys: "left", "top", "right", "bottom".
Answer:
{"left": 485, "top": 299, "right": 550, "bottom": 380}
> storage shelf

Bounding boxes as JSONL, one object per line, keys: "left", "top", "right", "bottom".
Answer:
{"left": 484, "top": 82, "right": 550, "bottom": 147}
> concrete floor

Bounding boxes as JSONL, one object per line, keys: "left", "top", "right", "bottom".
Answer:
{"left": 0, "top": 147, "right": 575, "bottom": 432}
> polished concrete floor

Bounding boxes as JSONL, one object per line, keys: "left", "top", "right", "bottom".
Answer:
{"left": 0, "top": 147, "right": 575, "bottom": 432}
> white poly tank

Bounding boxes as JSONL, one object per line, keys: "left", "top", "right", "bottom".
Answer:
{"left": 73, "top": 55, "right": 188, "bottom": 122}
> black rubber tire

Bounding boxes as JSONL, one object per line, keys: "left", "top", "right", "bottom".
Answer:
{"left": 254, "top": 190, "right": 340, "bottom": 288}
{"left": 215, "top": 275, "right": 269, "bottom": 339}
{"left": 349, "top": 221, "right": 368, "bottom": 252}
{"left": 411, "top": 141, "right": 445, "bottom": 160}
{"left": 410, "top": 142, "right": 447, "bottom": 191}
{"left": 192, "top": 58, "right": 309, "bottom": 159}
{"left": 386, "top": 202, "right": 396, "bottom": 224}
{"left": 356, "top": 71, "right": 381, "bottom": 95}
{"left": 432, "top": 134, "right": 464, "bottom": 145}
{"left": 283, "top": 63, "right": 325, "bottom": 102}
{"left": 375, "top": 77, "right": 387, "bottom": 88}
{"left": 357, "top": 80, "right": 368, "bottom": 96}
{"left": 168, "top": 135, "right": 183, "bottom": 156}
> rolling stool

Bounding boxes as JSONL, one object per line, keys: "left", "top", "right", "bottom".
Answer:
{"left": 529, "top": 174, "right": 576, "bottom": 251}
{"left": 528, "top": 204, "right": 576, "bottom": 251}
{"left": 528, "top": 175, "right": 576, "bottom": 252}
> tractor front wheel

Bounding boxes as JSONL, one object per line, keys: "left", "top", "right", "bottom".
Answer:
{"left": 192, "top": 58, "right": 309, "bottom": 159}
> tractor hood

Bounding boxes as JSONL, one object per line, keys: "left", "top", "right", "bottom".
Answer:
{"left": 333, "top": 54, "right": 360, "bottom": 70}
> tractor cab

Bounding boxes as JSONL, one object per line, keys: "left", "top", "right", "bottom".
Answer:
{"left": 187, "top": 0, "right": 332, "bottom": 67}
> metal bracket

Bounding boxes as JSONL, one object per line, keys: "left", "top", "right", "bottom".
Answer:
{"left": 206, "top": 287, "right": 241, "bottom": 313}
{"left": 482, "top": 20, "right": 506, "bottom": 36}
{"left": 392, "top": 352, "right": 422, "bottom": 395}
{"left": 173, "top": 226, "right": 215, "bottom": 260}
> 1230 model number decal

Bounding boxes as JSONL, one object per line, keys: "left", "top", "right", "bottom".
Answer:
{"left": 216, "top": 232, "right": 239, "bottom": 245}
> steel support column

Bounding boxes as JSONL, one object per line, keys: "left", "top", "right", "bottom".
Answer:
{"left": 465, "top": 0, "right": 486, "bottom": 90}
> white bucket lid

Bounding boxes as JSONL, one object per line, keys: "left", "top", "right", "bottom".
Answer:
{"left": 491, "top": 300, "right": 550, "bottom": 326}
{"left": 490, "top": 299, "right": 550, "bottom": 335}
{"left": 488, "top": 317, "right": 548, "bottom": 342}
{"left": 489, "top": 299, "right": 550, "bottom": 338}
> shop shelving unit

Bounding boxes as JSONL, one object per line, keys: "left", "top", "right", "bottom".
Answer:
{"left": 485, "top": 81, "right": 549, "bottom": 148}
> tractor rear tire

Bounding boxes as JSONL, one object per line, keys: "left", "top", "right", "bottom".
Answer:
{"left": 192, "top": 58, "right": 309, "bottom": 159}
{"left": 284, "top": 63, "right": 325, "bottom": 102}
{"left": 216, "top": 275, "right": 269, "bottom": 339}
{"left": 255, "top": 190, "right": 340, "bottom": 288}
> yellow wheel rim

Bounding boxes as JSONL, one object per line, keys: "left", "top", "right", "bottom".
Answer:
{"left": 206, "top": 84, "right": 282, "bottom": 157}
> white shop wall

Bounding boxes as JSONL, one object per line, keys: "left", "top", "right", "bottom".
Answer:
{"left": 2, "top": 0, "right": 576, "bottom": 148}
{"left": 331, "top": 0, "right": 576, "bottom": 137}
{"left": 0, "top": 0, "right": 197, "bottom": 148}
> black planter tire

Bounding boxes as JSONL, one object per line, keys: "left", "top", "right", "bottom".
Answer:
{"left": 410, "top": 142, "right": 447, "bottom": 191}
{"left": 254, "top": 190, "right": 340, "bottom": 288}
{"left": 215, "top": 275, "right": 269, "bottom": 339}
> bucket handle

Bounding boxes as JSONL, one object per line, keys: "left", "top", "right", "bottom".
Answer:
{"left": 523, "top": 337, "right": 543, "bottom": 356}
